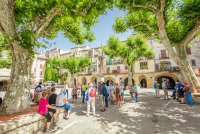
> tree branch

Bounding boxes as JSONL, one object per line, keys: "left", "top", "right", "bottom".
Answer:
{"left": 160, "top": 0, "right": 165, "bottom": 13}
{"left": 129, "top": 23, "right": 158, "bottom": 35}
{"left": 180, "top": 19, "right": 200, "bottom": 48}
{"left": 34, "top": 7, "right": 63, "bottom": 38}
{"left": 71, "top": 3, "right": 92, "bottom": 16}
{"left": 132, "top": 4, "right": 157, "bottom": 13}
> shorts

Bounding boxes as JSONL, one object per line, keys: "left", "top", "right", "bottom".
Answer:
{"left": 121, "top": 92, "right": 124, "bottom": 96}
{"left": 72, "top": 94, "right": 77, "bottom": 99}
{"left": 43, "top": 112, "right": 52, "bottom": 122}
{"left": 115, "top": 94, "right": 121, "bottom": 101}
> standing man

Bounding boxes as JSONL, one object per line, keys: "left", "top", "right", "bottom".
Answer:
{"left": 86, "top": 83, "right": 96, "bottom": 116}
{"left": 81, "top": 83, "right": 87, "bottom": 104}
{"left": 162, "top": 80, "right": 169, "bottom": 100}
{"left": 102, "top": 82, "right": 109, "bottom": 111}
{"left": 153, "top": 80, "right": 159, "bottom": 98}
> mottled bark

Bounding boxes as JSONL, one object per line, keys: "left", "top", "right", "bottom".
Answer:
{"left": 156, "top": 1, "right": 200, "bottom": 91}
{"left": 1, "top": 44, "right": 33, "bottom": 115}
{"left": 128, "top": 65, "right": 133, "bottom": 87}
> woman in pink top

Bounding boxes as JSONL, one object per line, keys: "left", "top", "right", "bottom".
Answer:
{"left": 38, "top": 90, "right": 56, "bottom": 132}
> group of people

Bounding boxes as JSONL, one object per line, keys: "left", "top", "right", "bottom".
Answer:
{"left": 35, "top": 83, "right": 72, "bottom": 132}
{"left": 35, "top": 81, "right": 140, "bottom": 132}
{"left": 153, "top": 80, "right": 194, "bottom": 106}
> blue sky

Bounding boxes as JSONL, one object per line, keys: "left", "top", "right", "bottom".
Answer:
{"left": 38, "top": 8, "right": 132, "bottom": 52}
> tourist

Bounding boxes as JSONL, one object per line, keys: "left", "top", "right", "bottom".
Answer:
{"left": 98, "top": 82, "right": 105, "bottom": 111}
{"left": 115, "top": 83, "right": 121, "bottom": 107}
{"left": 120, "top": 82, "right": 125, "bottom": 103}
{"left": 102, "top": 82, "right": 109, "bottom": 111}
{"left": 71, "top": 85, "right": 78, "bottom": 103}
{"left": 85, "top": 83, "right": 96, "bottom": 116}
{"left": 35, "top": 82, "right": 43, "bottom": 91}
{"left": 56, "top": 89, "right": 72, "bottom": 119}
{"left": 153, "top": 80, "right": 159, "bottom": 98}
{"left": 81, "top": 83, "right": 87, "bottom": 104}
{"left": 129, "top": 85, "right": 134, "bottom": 102}
{"left": 38, "top": 90, "right": 56, "bottom": 132}
{"left": 175, "top": 80, "right": 184, "bottom": 103}
{"left": 64, "top": 82, "right": 69, "bottom": 99}
{"left": 133, "top": 83, "right": 140, "bottom": 102}
{"left": 162, "top": 80, "right": 169, "bottom": 100}
{"left": 109, "top": 82, "right": 115, "bottom": 104}
{"left": 77, "top": 83, "right": 81, "bottom": 99}
{"left": 183, "top": 82, "right": 194, "bottom": 107}
{"left": 34, "top": 82, "right": 43, "bottom": 103}
{"left": 48, "top": 87, "right": 57, "bottom": 122}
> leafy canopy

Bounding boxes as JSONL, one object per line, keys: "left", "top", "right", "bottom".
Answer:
{"left": 114, "top": 0, "right": 200, "bottom": 45}
{"left": 61, "top": 56, "right": 92, "bottom": 75}
{"left": 8, "top": 0, "right": 114, "bottom": 52}
{"left": 44, "top": 56, "right": 92, "bottom": 82}
{"left": 103, "top": 34, "right": 154, "bottom": 65}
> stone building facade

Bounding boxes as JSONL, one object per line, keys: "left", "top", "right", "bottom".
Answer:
{"left": 58, "top": 39, "right": 200, "bottom": 88}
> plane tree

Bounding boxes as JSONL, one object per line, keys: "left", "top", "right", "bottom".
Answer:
{"left": 103, "top": 34, "right": 153, "bottom": 87}
{"left": 113, "top": 0, "right": 200, "bottom": 91}
{"left": 0, "top": 0, "right": 113, "bottom": 115}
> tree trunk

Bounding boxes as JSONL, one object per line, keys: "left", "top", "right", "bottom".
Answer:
{"left": 128, "top": 65, "right": 133, "bottom": 87}
{"left": 157, "top": 10, "right": 200, "bottom": 92}
{"left": 1, "top": 44, "right": 33, "bottom": 115}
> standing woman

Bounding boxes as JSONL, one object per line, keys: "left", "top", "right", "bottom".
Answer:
{"left": 38, "top": 90, "right": 56, "bottom": 132}
{"left": 133, "top": 84, "right": 140, "bottom": 102}
{"left": 183, "top": 82, "right": 194, "bottom": 107}
{"left": 114, "top": 83, "right": 121, "bottom": 107}
{"left": 120, "top": 82, "right": 125, "bottom": 104}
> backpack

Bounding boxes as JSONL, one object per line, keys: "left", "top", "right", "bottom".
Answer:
{"left": 90, "top": 88, "right": 96, "bottom": 97}
{"left": 102, "top": 86, "right": 109, "bottom": 97}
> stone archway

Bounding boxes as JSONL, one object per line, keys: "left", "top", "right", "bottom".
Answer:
{"left": 140, "top": 79, "right": 147, "bottom": 88}
{"left": 124, "top": 77, "right": 134, "bottom": 88}
{"left": 139, "top": 75, "right": 147, "bottom": 88}
{"left": 91, "top": 76, "right": 97, "bottom": 83}
{"left": 155, "top": 74, "right": 178, "bottom": 89}
{"left": 81, "top": 77, "right": 87, "bottom": 84}
{"left": 104, "top": 76, "right": 115, "bottom": 86}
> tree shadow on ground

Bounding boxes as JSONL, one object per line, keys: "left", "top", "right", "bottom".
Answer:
{"left": 71, "top": 91, "right": 200, "bottom": 134}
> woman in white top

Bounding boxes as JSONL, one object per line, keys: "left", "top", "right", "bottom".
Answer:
{"left": 56, "top": 89, "right": 72, "bottom": 119}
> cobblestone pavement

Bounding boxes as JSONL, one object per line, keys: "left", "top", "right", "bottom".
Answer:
{"left": 49, "top": 88, "right": 200, "bottom": 134}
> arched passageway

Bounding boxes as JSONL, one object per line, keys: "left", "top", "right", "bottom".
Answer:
{"left": 156, "top": 76, "right": 175, "bottom": 89}
{"left": 91, "top": 77, "right": 97, "bottom": 84}
{"left": 106, "top": 80, "right": 114, "bottom": 86}
{"left": 140, "top": 79, "right": 147, "bottom": 88}
{"left": 124, "top": 78, "right": 134, "bottom": 89}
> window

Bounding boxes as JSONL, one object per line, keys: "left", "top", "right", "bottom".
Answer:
{"left": 191, "top": 59, "right": 196, "bottom": 66}
{"left": 160, "top": 49, "right": 167, "bottom": 58}
{"left": 140, "top": 62, "right": 148, "bottom": 69}
{"left": 186, "top": 47, "right": 191, "bottom": 54}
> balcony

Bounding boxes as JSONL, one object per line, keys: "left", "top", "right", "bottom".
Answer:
{"left": 159, "top": 55, "right": 169, "bottom": 59}
{"left": 155, "top": 66, "right": 180, "bottom": 72}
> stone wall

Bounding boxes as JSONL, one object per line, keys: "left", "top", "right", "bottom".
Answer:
{"left": 0, "top": 108, "right": 65, "bottom": 134}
